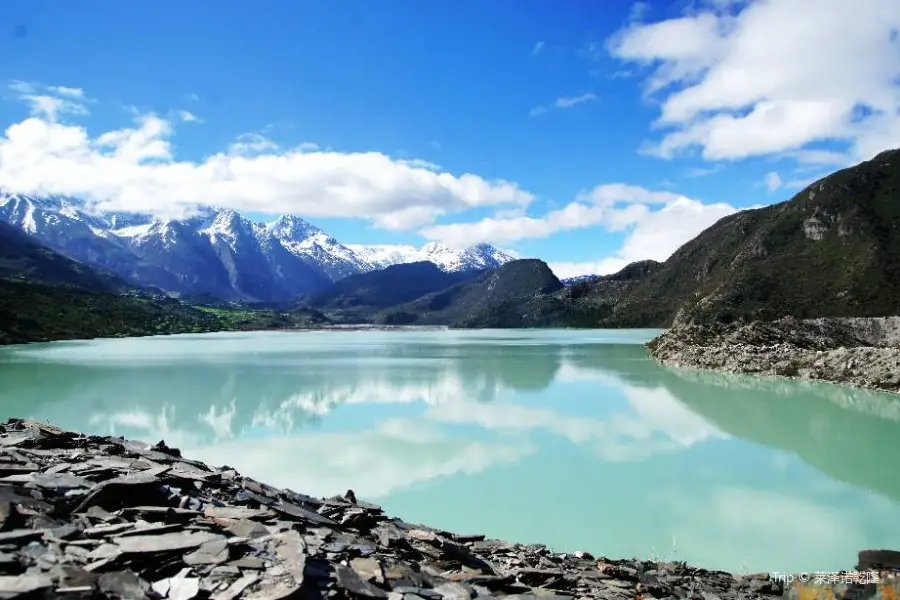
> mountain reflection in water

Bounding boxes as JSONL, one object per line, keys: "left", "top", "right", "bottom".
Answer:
{"left": 1, "top": 329, "right": 899, "bottom": 574}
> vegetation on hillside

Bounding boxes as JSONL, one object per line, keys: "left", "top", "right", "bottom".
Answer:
{"left": 376, "top": 259, "right": 571, "bottom": 327}
{"left": 0, "top": 279, "right": 229, "bottom": 345}
{"left": 304, "top": 261, "right": 481, "bottom": 323}
{"left": 579, "top": 149, "right": 900, "bottom": 327}
{"left": 0, "top": 221, "right": 128, "bottom": 292}
{"left": 4, "top": 148, "right": 899, "bottom": 342}
{"left": 0, "top": 229, "right": 334, "bottom": 345}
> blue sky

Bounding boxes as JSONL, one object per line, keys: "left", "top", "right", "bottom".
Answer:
{"left": 1, "top": 0, "right": 898, "bottom": 277}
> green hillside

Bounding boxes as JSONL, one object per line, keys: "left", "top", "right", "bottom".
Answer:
{"left": 585, "top": 149, "right": 900, "bottom": 327}
{"left": 378, "top": 259, "right": 571, "bottom": 327}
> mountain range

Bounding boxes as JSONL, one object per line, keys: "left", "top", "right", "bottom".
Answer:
{"left": 1, "top": 147, "right": 898, "bottom": 343}
{"left": 0, "top": 191, "right": 515, "bottom": 302}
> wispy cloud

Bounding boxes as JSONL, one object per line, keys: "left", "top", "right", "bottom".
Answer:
{"left": 628, "top": 1, "right": 651, "bottom": 21}
{"left": 764, "top": 171, "right": 783, "bottom": 192}
{"left": 8, "top": 80, "right": 89, "bottom": 122}
{"left": 532, "top": 41, "right": 545, "bottom": 56}
{"left": 176, "top": 110, "right": 200, "bottom": 123}
{"left": 46, "top": 86, "right": 84, "bottom": 99}
{"left": 530, "top": 93, "right": 598, "bottom": 117}
{"left": 685, "top": 164, "right": 724, "bottom": 177}
{"left": 554, "top": 93, "right": 597, "bottom": 109}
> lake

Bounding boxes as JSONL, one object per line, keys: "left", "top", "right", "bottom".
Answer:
{"left": 1, "top": 329, "right": 899, "bottom": 575}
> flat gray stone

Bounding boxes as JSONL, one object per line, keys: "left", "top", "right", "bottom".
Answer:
{"left": 98, "top": 570, "right": 153, "bottom": 599}
{"left": 184, "top": 537, "right": 229, "bottom": 565}
{"left": 168, "top": 576, "right": 201, "bottom": 600}
{"left": 114, "top": 530, "right": 223, "bottom": 554}
{"left": 204, "top": 506, "right": 275, "bottom": 520}
{"left": 352, "top": 557, "right": 385, "bottom": 584}
{"left": 211, "top": 573, "right": 260, "bottom": 600}
{"left": 335, "top": 564, "right": 388, "bottom": 598}
{"left": 0, "top": 529, "right": 44, "bottom": 546}
{"left": 274, "top": 501, "right": 339, "bottom": 527}
{"left": 0, "top": 574, "right": 53, "bottom": 596}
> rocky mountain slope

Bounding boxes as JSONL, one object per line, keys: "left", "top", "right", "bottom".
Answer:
{"left": 0, "top": 229, "right": 230, "bottom": 345}
{"left": 306, "top": 261, "right": 482, "bottom": 321}
{"left": 584, "top": 149, "right": 900, "bottom": 327}
{"left": 0, "top": 221, "right": 126, "bottom": 292}
{"left": 0, "top": 192, "right": 515, "bottom": 302}
{"left": 375, "top": 259, "right": 570, "bottom": 327}
{"left": 648, "top": 316, "right": 900, "bottom": 394}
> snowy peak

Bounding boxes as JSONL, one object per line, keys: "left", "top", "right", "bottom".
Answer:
{"left": 0, "top": 190, "right": 521, "bottom": 301}
{"left": 267, "top": 214, "right": 322, "bottom": 242}
{"left": 348, "top": 241, "right": 516, "bottom": 272}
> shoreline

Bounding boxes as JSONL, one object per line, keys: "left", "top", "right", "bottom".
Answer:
{"left": 647, "top": 317, "right": 900, "bottom": 395}
{"left": 0, "top": 419, "right": 897, "bottom": 599}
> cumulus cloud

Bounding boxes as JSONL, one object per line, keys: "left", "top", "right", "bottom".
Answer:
{"left": 607, "top": 0, "right": 900, "bottom": 164}
{"left": 549, "top": 195, "right": 737, "bottom": 278}
{"left": 420, "top": 182, "right": 737, "bottom": 278}
{"left": 0, "top": 85, "right": 534, "bottom": 228}
{"left": 764, "top": 171, "right": 782, "bottom": 192}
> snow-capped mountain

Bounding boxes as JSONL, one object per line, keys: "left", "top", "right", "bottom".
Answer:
{"left": 268, "top": 215, "right": 370, "bottom": 281}
{"left": 348, "top": 242, "right": 515, "bottom": 272}
{"left": 0, "top": 191, "right": 517, "bottom": 302}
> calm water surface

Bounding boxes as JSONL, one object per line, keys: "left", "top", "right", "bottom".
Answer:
{"left": 1, "top": 329, "right": 899, "bottom": 573}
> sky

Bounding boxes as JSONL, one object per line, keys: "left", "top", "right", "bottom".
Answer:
{"left": 1, "top": 0, "right": 898, "bottom": 278}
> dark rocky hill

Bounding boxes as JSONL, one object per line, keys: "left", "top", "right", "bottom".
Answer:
{"left": 589, "top": 149, "right": 900, "bottom": 327}
{"left": 308, "top": 261, "right": 479, "bottom": 311}
{"left": 378, "top": 259, "right": 569, "bottom": 327}
{"left": 0, "top": 221, "right": 126, "bottom": 292}
{"left": 0, "top": 223, "right": 232, "bottom": 344}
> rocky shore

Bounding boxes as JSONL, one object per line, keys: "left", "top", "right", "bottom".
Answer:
{"left": 1, "top": 419, "right": 895, "bottom": 600}
{"left": 647, "top": 317, "right": 900, "bottom": 394}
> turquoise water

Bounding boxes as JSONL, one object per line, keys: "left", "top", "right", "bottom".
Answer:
{"left": 1, "top": 329, "right": 899, "bottom": 573}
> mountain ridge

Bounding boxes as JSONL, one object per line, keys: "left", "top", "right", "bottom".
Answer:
{"left": 0, "top": 192, "right": 516, "bottom": 302}
{"left": 582, "top": 148, "right": 900, "bottom": 327}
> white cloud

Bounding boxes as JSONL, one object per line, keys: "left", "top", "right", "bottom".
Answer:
{"left": 628, "top": 1, "right": 651, "bottom": 21}
{"left": 549, "top": 197, "right": 736, "bottom": 278}
{"left": 227, "top": 132, "right": 280, "bottom": 156}
{"left": 176, "top": 110, "right": 199, "bottom": 123}
{"left": 423, "top": 182, "right": 732, "bottom": 250}
{"left": 554, "top": 93, "right": 597, "bottom": 109}
{"left": 764, "top": 171, "right": 782, "bottom": 192}
{"left": 530, "top": 93, "right": 598, "bottom": 116}
{"left": 532, "top": 41, "right": 545, "bottom": 55}
{"left": 421, "top": 202, "right": 607, "bottom": 245}
{"left": 46, "top": 86, "right": 84, "bottom": 99}
{"left": 8, "top": 81, "right": 89, "bottom": 122}
{"left": 0, "top": 86, "right": 535, "bottom": 228}
{"left": 608, "top": 0, "right": 900, "bottom": 164}
{"left": 422, "top": 182, "right": 737, "bottom": 278}
{"left": 685, "top": 164, "right": 723, "bottom": 177}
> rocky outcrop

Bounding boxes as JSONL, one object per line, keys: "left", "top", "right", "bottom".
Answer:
{"left": 648, "top": 317, "right": 900, "bottom": 394}
{"left": 0, "top": 419, "right": 884, "bottom": 599}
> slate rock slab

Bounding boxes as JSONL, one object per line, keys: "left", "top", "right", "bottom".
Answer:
{"left": 0, "top": 419, "right": 882, "bottom": 600}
